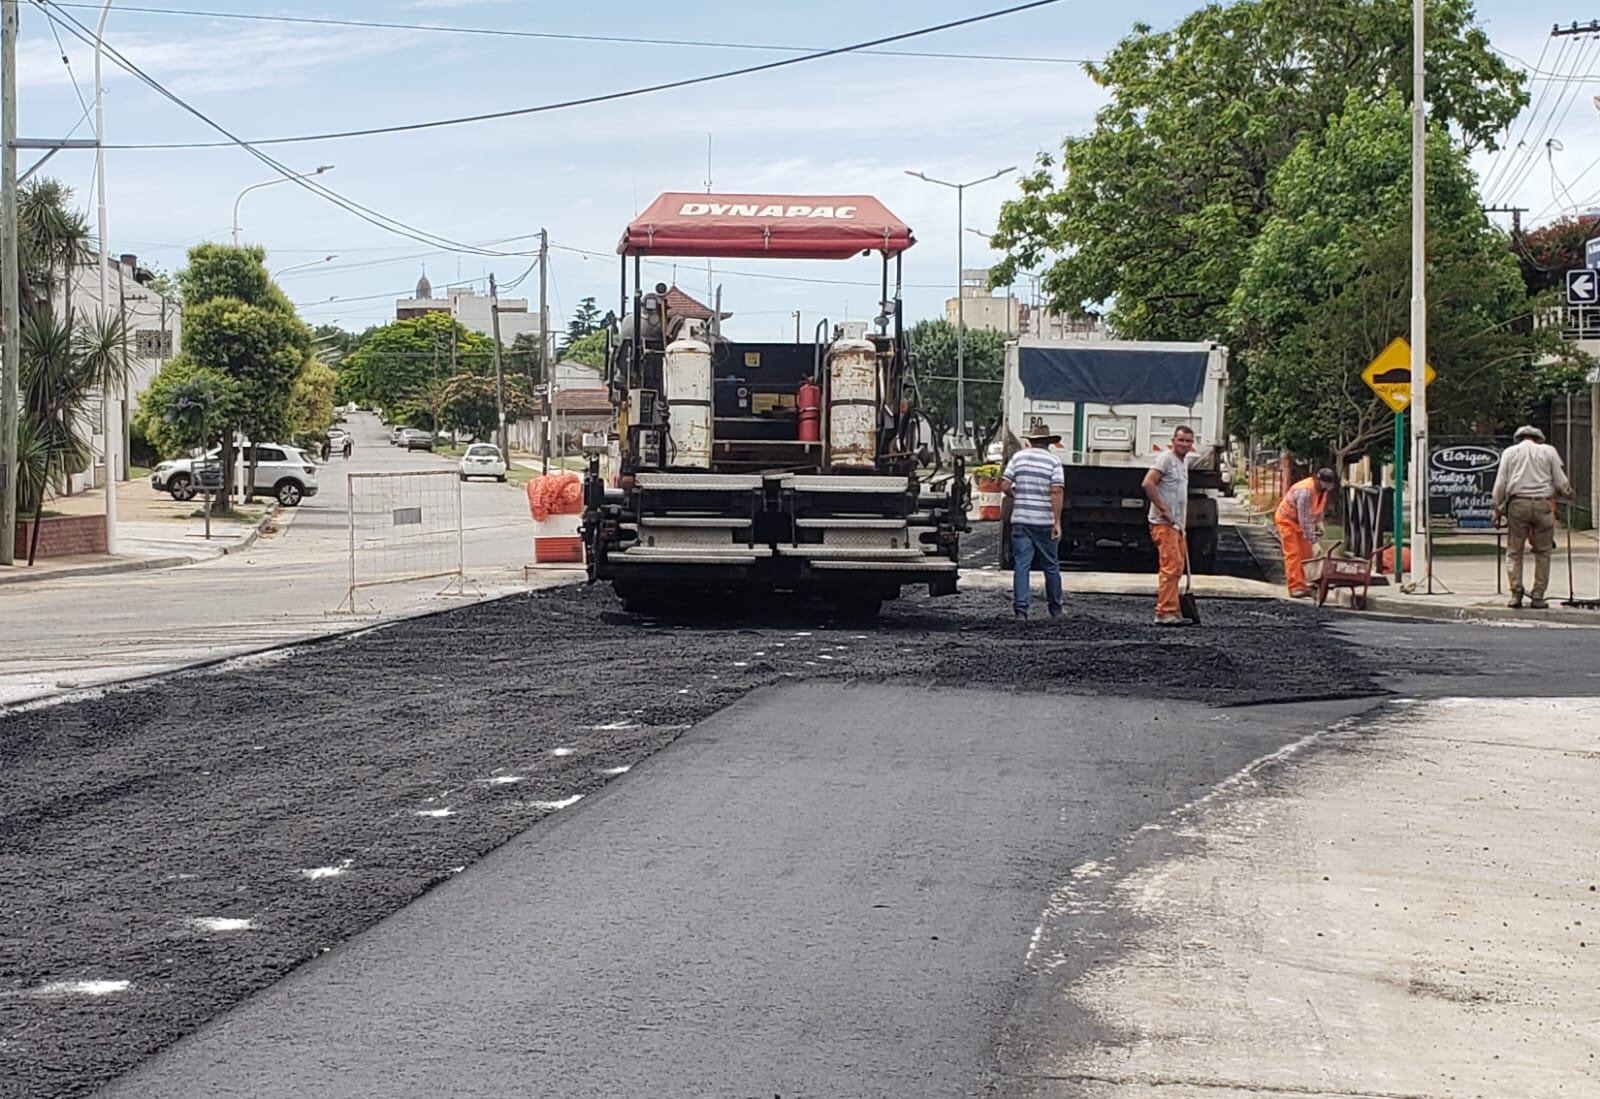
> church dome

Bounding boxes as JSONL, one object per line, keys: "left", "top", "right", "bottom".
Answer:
{"left": 416, "top": 270, "right": 433, "bottom": 299}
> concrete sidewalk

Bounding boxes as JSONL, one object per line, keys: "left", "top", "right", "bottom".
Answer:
{"left": 0, "top": 503, "right": 280, "bottom": 585}
{"left": 1010, "top": 695, "right": 1600, "bottom": 1097}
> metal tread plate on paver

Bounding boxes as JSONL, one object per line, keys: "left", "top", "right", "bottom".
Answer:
{"left": 635, "top": 473, "right": 765, "bottom": 491}
{"left": 620, "top": 546, "right": 773, "bottom": 559}
{"left": 807, "top": 558, "right": 959, "bottom": 572}
{"left": 786, "top": 475, "right": 909, "bottom": 494}
{"left": 793, "top": 518, "right": 907, "bottom": 530}
{"left": 776, "top": 546, "right": 935, "bottom": 560}
{"left": 637, "top": 517, "right": 754, "bottom": 529}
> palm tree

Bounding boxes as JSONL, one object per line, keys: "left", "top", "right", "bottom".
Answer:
{"left": 7, "top": 179, "right": 130, "bottom": 563}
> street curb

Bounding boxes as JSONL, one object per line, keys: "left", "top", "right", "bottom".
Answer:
{"left": 0, "top": 502, "right": 282, "bottom": 585}
{"left": 220, "top": 502, "right": 281, "bottom": 555}
{"left": 1334, "top": 588, "right": 1600, "bottom": 627}
{"left": 0, "top": 554, "right": 197, "bottom": 586}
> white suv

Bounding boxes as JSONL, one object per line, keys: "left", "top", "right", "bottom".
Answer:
{"left": 151, "top": 444, "right": 320, "bottom": 507}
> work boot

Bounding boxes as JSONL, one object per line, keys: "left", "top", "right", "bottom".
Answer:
{"left": 1048, "top": 606, "right": 1064, "bottom": 619}
{"left": 1154, "top": 614, "right": 1185, "bottom": 626}
{"left": 1507, "top": 593, "right": 1524, "bottom": 609}
{"left": 1289, "top": 588, "right": 1313, "bottom": 599}
{"left": 1013, "top": 608, "right": 1028, "bottom": 619}
{"left": 1529, "top": 597, "right": 1549, "bottom": 610}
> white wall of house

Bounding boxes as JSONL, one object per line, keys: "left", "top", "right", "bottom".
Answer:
{"left": 65, "top": 253, "right": 182, "bottom": 489}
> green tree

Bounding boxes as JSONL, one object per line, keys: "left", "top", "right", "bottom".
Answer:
{"left": 438, "top": 373, "right": 538, "bottom": 441}
{"left": 140, "top": 244, "right": 309, "bottom": 505}
{"left": 288, "top": 355, "right": 338, "bottom": 444}
{"left": 6, "top": 179, "right": 134, "bottom": 561}
{"left": 340, "top": 313, "right": 492, "bottom": 416}
{"left": 135, "top": 359, "right": 239, "bottom": 458}
{"left": 560, "top": 328, "right": 608, "bottom": 370}
{"left": 907, "top": 319, "right": 1006, "bottom": 461}
{"left": 561, "top": 296, "right": 604, "bottom": 351}
{"left": 1230, "top": 93, "right": 1576, "bottom": 464}
{"left": 991, "top": 0, "right": 1525, "bottom": 349}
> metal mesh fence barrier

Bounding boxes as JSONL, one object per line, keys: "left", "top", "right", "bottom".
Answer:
{"left": 342, "top": 470, "right": 464, "bottom": 610}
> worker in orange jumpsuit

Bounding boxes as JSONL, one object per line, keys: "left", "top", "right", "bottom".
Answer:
{"left": 1275, "top": 468, "right": 1337, "bottom": 598}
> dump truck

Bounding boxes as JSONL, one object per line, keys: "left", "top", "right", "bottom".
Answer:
{"left": 581, "top": 193, "right": 967, "bottom": 615}
{"left": 998, "top": 339, "right": 1229, "bottom": 570}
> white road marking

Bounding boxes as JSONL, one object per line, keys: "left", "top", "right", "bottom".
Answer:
{"left": 299, "top": 860, "right": 354, "bottom": 880}
{"left": 190, "top": 917, "right": 254, "bottom": 932}
{"left": 530, "top": 795, "right": 584, "bottom": 811}
{"left": 34, "top": 979, "right": 131, "bottom": 996}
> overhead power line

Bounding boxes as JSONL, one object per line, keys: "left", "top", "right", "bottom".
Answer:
{"left": 68, "top": 0, "right": 1070, "bottom": 149}
{"left": 44, "top": 0, "right": 1093, "bottom": 66}
{"left": 35, "top": 1, "right": 546, "bottom": 257}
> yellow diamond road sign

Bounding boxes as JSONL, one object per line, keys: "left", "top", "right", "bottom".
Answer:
{"left": 1362, "top": 337, "right": 1435, "bottom": 413}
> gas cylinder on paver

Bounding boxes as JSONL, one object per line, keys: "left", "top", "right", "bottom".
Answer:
{"left": 825, "top": 335, "right": 878, "bottom": 468}
{"left": 797, "top": 378, "right": 822, "bottom": 443}
{"left": 663, "top": 331, "right": 713, "bottom": 469}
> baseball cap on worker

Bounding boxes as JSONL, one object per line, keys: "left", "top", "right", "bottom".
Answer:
{"left": 1514, "top": 424, "right": 1545, "bottom": 442}
{"left": 1315, "top": 467, "right": 1338, "bottom": 488}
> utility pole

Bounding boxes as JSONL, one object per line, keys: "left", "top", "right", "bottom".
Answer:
{"left": 489, "top": 273, "right": 508, "bottom": 462}
{"left": 539, "top": 227, "right": 550, "bottom": 474}
{"left": 905, "top": 166, "right": 1014, "bottom": 446}
{"left": 1482, "top": 204, "right": 1527, "bottom": 237}
{"left": 1552, "top": 20, "right": 1600, "bottom": 36}
{"left": 1, "top": 0, "right": 18, "bottom": 566}
{"left": 96, "top": 0, "right": 119, "bottom": 552}
{"left": 1408, "top": 0, "right": 1431, "bottom": 590}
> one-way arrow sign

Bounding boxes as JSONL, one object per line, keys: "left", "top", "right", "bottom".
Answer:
{"left": 1568, "top": 268, "right": 1599, "bottom": 305}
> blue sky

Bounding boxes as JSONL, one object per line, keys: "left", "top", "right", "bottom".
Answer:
{"left": 12, "top": 0, "right": 1589, "bottom": 338}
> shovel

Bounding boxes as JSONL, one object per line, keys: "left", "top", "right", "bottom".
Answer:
{"left": 1180, "top": 545, "right": 1201, "bottom": 625}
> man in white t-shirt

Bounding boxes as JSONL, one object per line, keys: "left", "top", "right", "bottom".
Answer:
{"left": 1142, "top": 426, "right": 1195, "bottom": 625}
{"left": 1001, "top": 426, "right": 1066, "bottom": 619}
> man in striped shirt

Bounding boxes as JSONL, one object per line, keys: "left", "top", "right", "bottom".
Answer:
{"left": 1002, "top": 426, "right": 1066, "bottom": 619}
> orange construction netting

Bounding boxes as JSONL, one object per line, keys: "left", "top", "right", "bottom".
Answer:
{"left": 526, "top": 472, "right": 584, "bottom": 521}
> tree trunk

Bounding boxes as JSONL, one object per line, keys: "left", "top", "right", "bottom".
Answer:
{"left": 26, "top": 458, "right": 48, "bottom": 566}
{"left": 216, "top": 433, "right": 237, "bottom": 516}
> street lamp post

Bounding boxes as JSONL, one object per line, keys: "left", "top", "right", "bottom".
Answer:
{"left": 906, "top": 166, "right": 1014, "bottom": 444}
{"left": 270, "top": 254, "right": 338, "bottom": 279}
{"left": 232, "top": 166, "right": 333, "bottom": 246}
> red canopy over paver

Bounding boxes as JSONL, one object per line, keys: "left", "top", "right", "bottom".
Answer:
{"left": 619, "top": 193, "right": 914, "bottom": 259}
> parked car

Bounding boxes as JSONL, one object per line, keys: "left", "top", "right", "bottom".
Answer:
{"left": 458, "top": 443, "right": 507, "bottom": 482}
{"left": 388, "top": 425, "right": 407, "bottom": 446}
{"left": 151, "top": 444, "right": 320, "bottom": 507}
{"left": 402, "top": 428, "right": 434, "bottom": 452}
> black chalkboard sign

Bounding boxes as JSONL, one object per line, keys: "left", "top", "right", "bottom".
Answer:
{"left": 1428, "top": 439, "right": 1503, "bottom": 530}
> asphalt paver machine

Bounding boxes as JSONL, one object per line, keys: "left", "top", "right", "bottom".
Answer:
{"left": 582, "top": 192, "right": 967, "bottom": 616}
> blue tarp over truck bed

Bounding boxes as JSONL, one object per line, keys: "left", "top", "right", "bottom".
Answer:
{"left": 1017, "top": 345, "right": 1210, "bottom": 405}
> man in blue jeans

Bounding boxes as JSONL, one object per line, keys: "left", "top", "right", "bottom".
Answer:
{"left": 1001, "top": 426, "right": 1065, "bottom": 619}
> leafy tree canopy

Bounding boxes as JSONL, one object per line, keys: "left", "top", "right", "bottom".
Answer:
{"left": 1230, "top": 93, "right": 1572, "bottom": 462}
{"left": 438, "top": 373, "right": 538, "bottom": 440}
{"left": 339, "top": 312, "right": 493, "bottom": 413}
{"left": 908, "top": 319, "right": 1006, "bottom": 458}
{"left": 991, "top": 0, "right": 1526, "bottom": 343}
{"left": 135, "top": 358, "right": 241, "bottom": 458}
{"left": 560, "top": 328, "right": 608, "bottom": 369}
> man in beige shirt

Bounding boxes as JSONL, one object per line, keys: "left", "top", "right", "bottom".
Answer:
{"left": 1492, "top": 425, "right": 1574, "bottom": 609}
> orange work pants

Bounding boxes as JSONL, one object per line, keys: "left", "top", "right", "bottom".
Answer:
{"left": 1276, "top": 517, "right": 1314, "bottom": 594}
{"left": 1150, "top": 524, "right": 1186, "bottom": 618}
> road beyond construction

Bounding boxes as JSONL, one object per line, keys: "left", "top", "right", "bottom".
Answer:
{"left": 3, "top": 582, "right": 1597, "bottom": 1098}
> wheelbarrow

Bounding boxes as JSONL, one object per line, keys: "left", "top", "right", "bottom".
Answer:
{"left": 1302, "top": 541, "right": 1375, "bottom": 610}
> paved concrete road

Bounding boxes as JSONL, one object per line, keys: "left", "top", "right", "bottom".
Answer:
{"left": 0, "top": 414, "right": 548, "bottom": 705}
{"left": 101, "top": 683, "right": 1374, "bottom": 1098}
